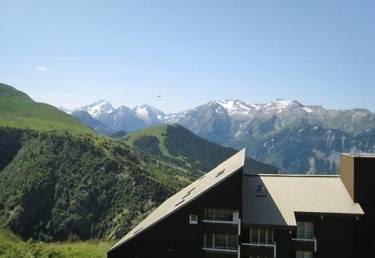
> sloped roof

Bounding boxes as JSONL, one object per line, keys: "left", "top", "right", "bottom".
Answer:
{"left": 110, "top": 149, "right": 246, "bottom": 251}
{"left": 243, "top": 174, "right": 363, "bottom": 226}
{"left": 342, "top": 153, "right": 375, "bottom": 158}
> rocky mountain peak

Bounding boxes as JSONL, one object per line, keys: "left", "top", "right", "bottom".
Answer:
{"left": 80, "top": 100, "right": 114, "bottom": 118}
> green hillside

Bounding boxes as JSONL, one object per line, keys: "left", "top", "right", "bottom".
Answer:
{"left": 0, "top": 84, "right": 201, "bottom": 244}
{"left": 0, "top": 230, "right": 112, "bottom": 258}
{"left": 0, "top": 128, "right": 196, "bottom": 242}
{"left": 0, "top": 83, "right": 91, "bottom": 134}
{"left": 0, "top": 84, "right": 275, "bottom": 257}
{"left": 123, "top": 124, "right": 278, "bottom": 174}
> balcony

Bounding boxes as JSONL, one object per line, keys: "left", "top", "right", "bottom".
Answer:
{"left": 203, "top": 209, "right": 240, "bottom": 224}
{"left": 203, "top": 209, "right": 241, "bottom": 235}
{"left": 202, "top": 247, "right": 238, "bottom": 258}
{"left": 203, "top": 222, "right": 239, "bottom": 235}
{"left": 241, "top": 242, "right": 276, "bottom": 258}
{"left": 292, "top": 237, "right": 317, "bottom": 252}
{"left": 203, "top": 233, "right": 239, "bottom": 256}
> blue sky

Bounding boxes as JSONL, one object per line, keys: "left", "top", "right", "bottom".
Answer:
{"left": 1, "top": 0, "right": 374, "bottom": 113}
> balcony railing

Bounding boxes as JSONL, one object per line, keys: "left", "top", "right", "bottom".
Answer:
{"left": 202, "top": 217, "right": 241, "bottom": 236}
{"left": 292, "top": 236, "right": 317, "bottom": 252}
{"left": 241, "top": 242, "right": 276, "bottom": 258}
{"left": 202, "top": 219, "right": 238, "bottom": 224}
{"left": 202, "top": 246, "right": 238, "bottom": 254}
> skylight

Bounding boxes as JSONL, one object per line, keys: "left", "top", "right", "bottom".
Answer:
{"left": 175, "top": 199, "right": 185, "bottom": 207}
{"left": 215, "top": 169, "right": 225, "bottom": 178}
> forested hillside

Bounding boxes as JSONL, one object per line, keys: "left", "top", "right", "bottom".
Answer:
{"left": 124, "top": 124, "right": 278, "bottom": 174}
{"left": 0, "top": 83, "right": 200, "bottom": 242}
{"left": 0, "top": 83, "right": 276, "bottom": 247}
{"left": 0, "top": 128, "right": 197, "bottom": 241}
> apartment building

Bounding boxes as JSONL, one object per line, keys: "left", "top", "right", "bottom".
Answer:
{"left": 108, "top": 150, "right": 372, "bottom": 258}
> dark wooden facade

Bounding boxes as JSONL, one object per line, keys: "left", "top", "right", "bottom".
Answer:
{"left": 107, "top": 168, "right": 243, "bottom": 258}
{"left": 240, "top": 214, "right": 358, "bottom": 258}
{"left": 351, "top": 157, "right": 375, "bottom": 258}
{"left": 109, "top": 154, "right": 373, "bottom": 258}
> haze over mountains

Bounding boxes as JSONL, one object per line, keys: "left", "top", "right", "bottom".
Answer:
{"left": 67, "top": 99, "right": 375, "bottom": 173}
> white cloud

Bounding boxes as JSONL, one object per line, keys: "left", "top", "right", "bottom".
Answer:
{"left": 34, "top": 65, "right": 47, "bottom": 72}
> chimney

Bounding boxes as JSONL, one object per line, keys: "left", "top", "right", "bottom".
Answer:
{"left": 340, "top": 153, "right": 375, "bottom": 204}
{"left": 339, "top": 154, "right": 355, "bottom": 201}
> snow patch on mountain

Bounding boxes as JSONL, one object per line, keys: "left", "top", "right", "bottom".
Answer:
{"left": 302, "top": 107, "right": 314, "bottom": 113}
{"left": 165, "top": 110, "right": 188, "bottom": 123}
{"left": 263, "top": 99, "right": 302, "bottom": 113}
{"left": 217, "top": 99, "right": 252, "bottom": 115}
{"left": 134, "top": 106, "right": 151, "bottom": 122}
{"left": 80, "top": 100, "right": 114, "bottom": 118}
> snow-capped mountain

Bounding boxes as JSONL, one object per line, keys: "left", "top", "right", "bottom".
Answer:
{"left": 79, "top": 100, "right": 114, "bottom": 119}
{"left": 134, "top": 104, "right": 165, "bottom": 124}
{"left": 65, "top": 98, "right": 375, "bottom": 173}
{"left": 71, "top": 102, "right": 166, "bottom": 133}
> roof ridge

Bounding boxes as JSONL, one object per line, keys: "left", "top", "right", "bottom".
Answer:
{"left": 109, "top": 149, "right": 246, "bottom": 252}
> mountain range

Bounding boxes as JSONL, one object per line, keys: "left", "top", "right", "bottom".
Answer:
{"left": 67, "top": 99, "right": 375, "bottom": 173}
{"left": 0, "top": 83, "right": 275, "bottom": 242}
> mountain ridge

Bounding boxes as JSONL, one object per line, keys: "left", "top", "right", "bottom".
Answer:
{"left": 67, "top": 98, "right": 375, "bottom": 173}
{"left": 0, "top": 83, "right": 277, "bottom": 243}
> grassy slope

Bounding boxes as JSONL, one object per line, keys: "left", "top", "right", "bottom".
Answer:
{"left": 123, "top": 124, "right": 278, "bottom": 174}
{"left": 0, "top": 83, "right": 199, "bottom": 256}
{"left": 0, "top": 230, "right": 113, "bottom": 258}
{"left": 124, "top": 124, "right": 171, "bottom": 157}
{"left": 0, "top": 83, "right": 91, "bottom": 134}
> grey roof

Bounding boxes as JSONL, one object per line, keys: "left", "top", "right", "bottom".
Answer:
{"left": 110, "top": 149, "right": 246, "bottom": 251}
{"left": 243, "top": 174, "right": 364, "bottom": 227}
{"left": 342, "top": 153, "right": 375, "bottom": 158}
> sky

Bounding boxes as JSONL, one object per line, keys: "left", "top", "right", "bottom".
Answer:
{"left": 0, "top": 0, "right": 374, "bottom": 113}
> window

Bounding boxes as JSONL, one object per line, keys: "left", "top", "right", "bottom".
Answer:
{"left": 256, "top": 184, "right": 266, "bottom": 196}
{"left": 215, "top": 209, "right": 233, "bottom": 221}
{"left": 204, "top": 208, "right": 236, "bottom": 221}
{"left": 296, "top": 251, "right": 313, "bottom": 258}
{"left": 189, "top": 214, "right": 198, "bottom": 224}
{"left": 250, "top": 229, "right": 258, "bottom": 243}
{"left": 227, "top": 235, "right": 237, "bottom": 248}
{"left": 296, "top": 222, "right": 314, "bottom": 239}
{"left": 249, "top": 229, "right": 274, "bottom": 244}
{"left": 203, "top": 233, "right": 238, "bottom": 250}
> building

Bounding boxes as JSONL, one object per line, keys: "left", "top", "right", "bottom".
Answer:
{"left": 340, "top": 153, "right": 375, "bottom": 258}
{"left": 108, "top": 150, "right": 373, "bottom": 258}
